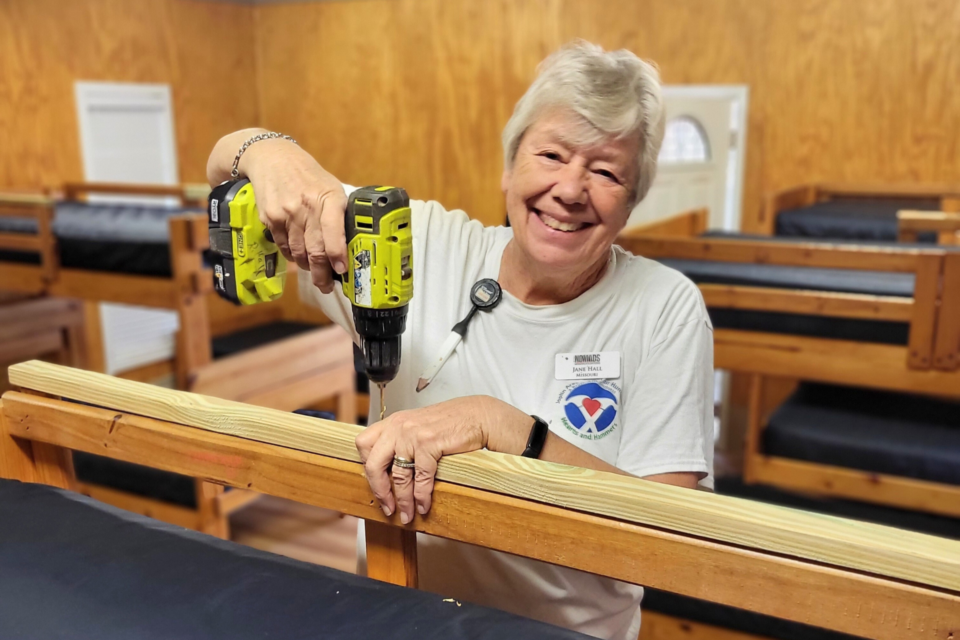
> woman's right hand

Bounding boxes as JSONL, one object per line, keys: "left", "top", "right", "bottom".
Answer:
{"left": 207, "top": 130, "right": 348, "bottom": 293}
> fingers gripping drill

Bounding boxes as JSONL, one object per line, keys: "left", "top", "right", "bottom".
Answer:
{"left": 207, "top": 179, "right": 414, "bottom": 420}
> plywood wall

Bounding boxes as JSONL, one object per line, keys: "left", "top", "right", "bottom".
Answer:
{"left": 0, "top": 0, "right": 258, "bottom": 190}
{"left": 254, "top": 0, "right": 960, "bottom": 230}
{"left": 3, "top": 0, "right": 958, "bottom": 230}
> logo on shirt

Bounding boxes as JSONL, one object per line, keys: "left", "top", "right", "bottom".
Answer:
{"left": 558, "top": 381, "right": 620, "bottom": 440}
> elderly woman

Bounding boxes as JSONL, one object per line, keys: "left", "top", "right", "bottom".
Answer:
{"left": 207, "top": 41, "right": 713, "bottom": 640}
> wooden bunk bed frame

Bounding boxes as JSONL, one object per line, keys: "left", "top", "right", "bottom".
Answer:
{"left": 761, "top": 182, "right": 960, "bottom": 236}
{"left": 619, "top": 210, "right": 960, "bottom": 521}
{"left": 899, "top": 210, "right": 960, "bottom": 245}
{"left": 0, "top": 184, "right": 358, "bottom": 536}
{"left": 2, "top": 362, "right": 959, "bottom": 640}
{"left": 0, "top": 297, "right": 86, "bottom": 392}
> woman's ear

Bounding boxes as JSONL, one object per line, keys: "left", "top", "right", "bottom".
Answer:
{"left": 501, "top": 169, "right": 511, "bottom": 194}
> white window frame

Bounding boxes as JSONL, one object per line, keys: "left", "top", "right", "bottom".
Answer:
{"left": 74, "top": 81, "right": 179, "bottom": 186}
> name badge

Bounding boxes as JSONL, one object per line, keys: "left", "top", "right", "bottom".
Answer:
{"left": 555, "top": 352, "right": 621, "bottom": 380}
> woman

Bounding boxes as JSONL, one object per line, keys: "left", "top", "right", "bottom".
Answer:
{"left": 207, "top": 41, "right": 713, "bottom": 640}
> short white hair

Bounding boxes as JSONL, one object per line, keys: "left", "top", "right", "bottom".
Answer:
{"left": 502, "top": 40, "right": 666, "bottom": 206}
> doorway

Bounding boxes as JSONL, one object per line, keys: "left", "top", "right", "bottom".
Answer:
{"left": 627, "top": 85, "right": 749, "bottom": 232}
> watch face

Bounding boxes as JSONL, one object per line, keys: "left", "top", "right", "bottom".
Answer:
{"left": 471, "top": 278, "right": 502, "bottom": 310}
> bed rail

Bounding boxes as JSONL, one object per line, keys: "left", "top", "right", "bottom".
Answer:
{"left": 2, "top": 361, "right": 960, "bottom": 640}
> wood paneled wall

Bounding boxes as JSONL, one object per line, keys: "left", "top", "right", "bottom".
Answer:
{"left": 0, "top": 0, "right": 258, "bottom": 189}
{"left": 3, "top": 0, "right": 958, "bottom": 230}
{"left": 254, "top": 0, "right": 960, "bottom": 230}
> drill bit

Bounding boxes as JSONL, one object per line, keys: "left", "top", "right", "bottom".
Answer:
{"left": 377, "top": 382, "right": 387, "bottom": 421}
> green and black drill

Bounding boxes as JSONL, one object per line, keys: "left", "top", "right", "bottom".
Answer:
{"left": 207, "top": 179, "right": 413, "bottom": 419}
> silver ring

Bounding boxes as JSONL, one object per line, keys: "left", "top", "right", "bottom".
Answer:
{"left": 393, "top": 456, "right": 416, "bottom": 469}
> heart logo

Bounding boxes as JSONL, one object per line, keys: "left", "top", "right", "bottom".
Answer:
{"left": 582, "top": 398, "right": 602, "bottom": 417}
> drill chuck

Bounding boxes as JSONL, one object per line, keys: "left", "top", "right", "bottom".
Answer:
{"left": 354, "top": 305, "right": 408, "bottom": 383}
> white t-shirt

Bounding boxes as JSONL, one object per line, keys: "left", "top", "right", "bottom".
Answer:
{"left": 300, "top": 196, "right": 714, "bottom": 640}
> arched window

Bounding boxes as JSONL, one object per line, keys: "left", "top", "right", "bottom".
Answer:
{"left": 658, "top": 116, "right": 710, "bottom": 163}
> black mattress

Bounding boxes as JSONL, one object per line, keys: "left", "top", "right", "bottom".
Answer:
{"left": 0, "top": 201, "right": 206, "bottom": 277}
{"left": 0, "top": 479, "right": 587, "bottom": 640}
{"left": 764, "top": 383, "right": 960, "bottom": 485}
{"left": 642, "top": 476, "right": 960, "bottom": 640}
{"left": 775, "top": 199, "right": 940, "bottom": 242}
{"left": 658, "top": 257, "right": 914, "bottom": 345}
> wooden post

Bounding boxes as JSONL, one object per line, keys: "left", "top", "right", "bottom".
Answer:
{"left": 195, "top": 480, "right": 229, "bottom": 539}
{"left": 933, "top": 253, "right": 960, "bottom": 371}
{"left": 1, "top": 396, "right": 75, "bottom": 490}
{"left": 907, "top": 254, "right": 943, "bottom": 370}
{"left": 169, "top": 216, "right": 212, "bottom": 390}
{"left": 365, "top": 521, "right": 418, "bottom": 588}
{"left": 742, "top": 374, "right": 765, "bottom": 484}
{"left": 0, "top": 398, "right": 39, "bottom": 483}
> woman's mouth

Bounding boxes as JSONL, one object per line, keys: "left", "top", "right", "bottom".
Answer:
{"left": 532, "top": 208, "right": 590, "bottom": 232}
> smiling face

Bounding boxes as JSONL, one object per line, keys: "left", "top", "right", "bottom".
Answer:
{"left": 502, "top": 109, "right": 640, "bottom": 278}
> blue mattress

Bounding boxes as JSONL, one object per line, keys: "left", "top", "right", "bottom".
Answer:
{"left": 775, "top": 199, "right": 940, "bottom": 242}
{"left": 764, "top": 383, "right": 960, "bottom": 485}
{"left": 0, "top": 479, "right": 587, "bottom": 640}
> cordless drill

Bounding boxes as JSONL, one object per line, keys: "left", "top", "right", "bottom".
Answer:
{"left": 207, "top": 179, "right": 413, "bottom": 416}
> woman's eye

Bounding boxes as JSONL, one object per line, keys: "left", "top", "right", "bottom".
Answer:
{"left": 595, "top": 169, "right": 620, "bottom": 183}
{"left": 541, "top": 151, "right": 562, "bottom": 161}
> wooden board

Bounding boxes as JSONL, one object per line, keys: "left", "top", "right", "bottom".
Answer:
{"left": 639, "top": 611, "right": 771, "bottom": 640}
{"left": 699, "top": 284, "right": 914, "bottom": 322}
{"left": 619, "top": 236, "right": 927, "bottom": 272}
{"left": 0, "top": 232, "right": 41, "bottom": 251}
{"left": 933, "top": 253, "right": 960, "bottom": 371}
{"left": 3, "top": 392, "right": 958, "bottom": 640}
{"left": 50, "top": 270, "right": 179, "bottom": 308}
{"left": 0, "top": 264, "right": 46, "bottom": 294}
{"left": 714, "top": 330, "right": 960, "bottom": 397}
{"left": 621, "top": 208, "right": 707, "bottom": 239}
{"left": 908, "top": 254, "right": 944, "bottom": 369}
{"left": 7, "top": 361, "right": 960, "bottom": 593}
{"left": 751, "top": 456, "right": 960, "bottom": 519}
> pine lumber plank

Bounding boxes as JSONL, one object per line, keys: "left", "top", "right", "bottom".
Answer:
{"left": 714, "top": 330, "right": 960, "bottom": 396}
{"left": 3, "top": 391, "right": 958, "bottom": 640}
{"left": 699, "top": 284, "right": 914, "bottom": 321}
{"left": 7, "top": 361, "right": 960, "bottom": 593}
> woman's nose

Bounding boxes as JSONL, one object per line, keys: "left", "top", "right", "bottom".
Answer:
{"left": 552, "top": 163, "right": 588, "bottom": 205}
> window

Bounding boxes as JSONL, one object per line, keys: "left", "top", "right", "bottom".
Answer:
{"left": 658, "top": 116, "right": 710, "bottom": 164}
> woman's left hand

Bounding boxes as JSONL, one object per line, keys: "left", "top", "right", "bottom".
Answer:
{"left": 355, "top": 396, "right": 531, "bottom": 524}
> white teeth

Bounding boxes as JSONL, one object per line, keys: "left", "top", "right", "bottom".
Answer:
{"left": 538, "top": 212, "right": 584, "bottom": 232}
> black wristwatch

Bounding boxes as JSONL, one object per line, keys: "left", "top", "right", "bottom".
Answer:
{"left": 521, "top": 415, "right": 549, "bottom": 459}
